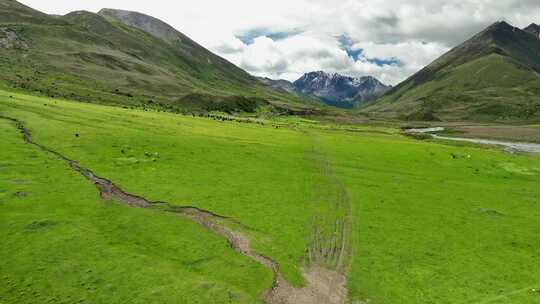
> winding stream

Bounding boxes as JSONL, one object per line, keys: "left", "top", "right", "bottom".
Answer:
{"left": 405, "top": 127, "right": 540, "bottom": 154}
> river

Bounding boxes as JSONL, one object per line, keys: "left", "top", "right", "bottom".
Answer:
{"left": 405, "top": 127, "right": 540, "bottom": 154}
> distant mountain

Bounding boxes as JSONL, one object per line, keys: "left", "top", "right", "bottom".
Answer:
{"left": 0, "top": 1, "right": 306, "bottom": 113}
{"left": 257, "top": 77, "right": 297, "bottom": 94}
{"left": 98, "top": 8, "right": 245, "bottom": 74}
{"left": 294, "top": 71, "right": 390, "bottom": 107}
{"left": 259, "top": 71, "right": 390, "bottom": 109}
{"left": 365, "top": 21, "right": 540, "bottom": 122}
{"left": 524, "top": 23, "right": 540, "bottom": 39}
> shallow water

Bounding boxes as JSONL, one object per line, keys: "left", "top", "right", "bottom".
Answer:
{"left": 405, "top": 127, "right": 540, "bottom": 154}
{"left": 404, "top": 127, "right": 445, "bottom": 134}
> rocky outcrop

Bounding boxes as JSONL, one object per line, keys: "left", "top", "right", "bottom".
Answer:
{"left": 0, "top": 27, "right": 28, "bottom": 50}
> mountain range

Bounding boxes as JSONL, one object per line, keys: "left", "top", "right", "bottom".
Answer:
{"left": 365, "top": 21, "right": 540, "bottom": 122}
{"left": 524, "top": 23, "right": 540, "bottom": 39}
{"left": 260, "top": 71, "right": 390, "bottom": 108}
{"left": 2, "top": 0, "right": 540, "bottom": 122}
{"left": 0, "top": 0, "right": 311, "bottom": 114}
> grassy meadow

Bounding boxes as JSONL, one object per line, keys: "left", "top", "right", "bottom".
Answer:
{"left": 1, "top": 90, "right": 540, "bottom": 303}
{"left": 0, "top": 106, "right": 272, "bottom": 303}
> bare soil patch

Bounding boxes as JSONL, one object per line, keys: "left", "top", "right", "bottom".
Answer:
{"left": 265, "top": 267, "right": 347, "bottom": 304}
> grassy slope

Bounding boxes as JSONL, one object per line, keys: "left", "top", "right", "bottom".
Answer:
{"left": 1, "top": 90, "right": 540, "bottom": 303}
{"left": 368, "top": 54, "right": 540, "bottom": 122}
{"left": 366, "top": 22, "right": 540, "bottom": 123}
{"left": 0, "top": 113, "right": 271, "bottom": 303}
{"left": 0, "top": 1, "right": 307, "bottom": 112}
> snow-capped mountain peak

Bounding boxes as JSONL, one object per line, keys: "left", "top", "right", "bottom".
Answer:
{"left": 260, "top": 71, "right": 390, "bottom": 108}
{"left": 293, "top": 71, "right": 390, "bottom": 107}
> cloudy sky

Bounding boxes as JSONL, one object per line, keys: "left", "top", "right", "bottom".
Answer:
{"left": 20, "top": 0, "right": 540, "bottom": 85}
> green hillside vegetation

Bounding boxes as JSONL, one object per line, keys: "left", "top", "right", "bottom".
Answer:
{"left": 365, "top": 21, "right": 540, "bottom": 123}
{"left": 0, "top": 0, "right": 310, "bottom": 113}
{"left": 2, "top": 90, "right": 540, "bottom": 303}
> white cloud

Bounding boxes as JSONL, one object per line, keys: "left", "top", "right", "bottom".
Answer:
{"left": 19, "top": 0, "right": 540, "bottom": 85}
{"left": 351, "top": 41, "right": 450, "bottom": 84}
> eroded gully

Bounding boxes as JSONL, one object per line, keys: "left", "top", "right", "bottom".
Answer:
{"left": 1, "top": 115, "right": 348, "bottom": 304}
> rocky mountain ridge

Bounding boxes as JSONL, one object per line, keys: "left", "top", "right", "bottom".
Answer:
{"left": 261, "top": 71, "right": 390, "bottom": 108}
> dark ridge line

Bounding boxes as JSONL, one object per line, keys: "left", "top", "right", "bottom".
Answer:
{"left": 0, "top": 114, "right": 285, "bottom": 301}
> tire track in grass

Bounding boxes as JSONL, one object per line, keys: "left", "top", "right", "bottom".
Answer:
{"left": 305, "top": 131, "right": 352, "bottom": 270}
{"left": 1, "top": 115, "right": 349, "bottom": 304}
{"left": 268, "top": 130, "right": 353, "bottom": 304}
{"left": 305, "top": 138, "right": 351, "bottom": 271}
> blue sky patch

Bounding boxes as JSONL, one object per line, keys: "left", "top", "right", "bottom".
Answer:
{"left": 337, "top": 34, "right": 362, "bottom": 60}
{"left": 338, "top": 34, "right": 402, "bottom": 66}
{"left": 236, "top": 28, "right": 303, "bottom": 45}
{"left": 367, "top": 57, "right": 402, "bottom": 66}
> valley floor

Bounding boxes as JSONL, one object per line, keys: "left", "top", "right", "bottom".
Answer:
{"left": 1, "top": 90, "right": 540, "bottom": 303}
{"left": 443, "top": 125, "right": 540, "bottom": 144}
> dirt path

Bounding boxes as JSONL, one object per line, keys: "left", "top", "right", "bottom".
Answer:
{"left": 1, "top": 115, "right": 349, "bottom": 304}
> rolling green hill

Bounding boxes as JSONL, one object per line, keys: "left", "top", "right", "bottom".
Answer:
{"left": 0, "top": 0, "right": 310, "bottom": 113}
{"left": 365, "top": 21, "right": 540, "bottom": 123}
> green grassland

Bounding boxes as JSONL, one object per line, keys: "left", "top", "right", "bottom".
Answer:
{"left": 1, "top": 90, "right": 540, "bottom": 303}
{"left": 0, "top": 108, "right": 272, "bottom": 303}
